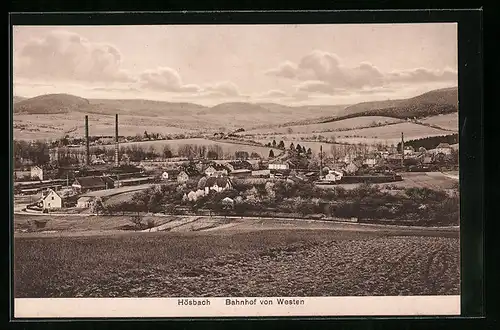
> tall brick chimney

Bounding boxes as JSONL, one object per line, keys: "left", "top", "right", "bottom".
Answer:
{"left": 115, "top": 114, "right": 119, "bottom": 167}
{"left": 85, "top": 115, "right": 90, "bottom": 166}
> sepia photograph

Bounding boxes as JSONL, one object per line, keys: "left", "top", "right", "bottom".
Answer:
{"left": 12, "top": 22, "right": 461, "bottom": 317}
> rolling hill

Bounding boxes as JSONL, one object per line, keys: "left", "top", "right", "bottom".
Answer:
{"left": 13, "top": 96, "right": 26, "bottom": 103}
{"left": 14, "top": 94, "right": 91, "bottom": 114}
{"left": 319, "top": 86, "right": 458, "bottom": 123}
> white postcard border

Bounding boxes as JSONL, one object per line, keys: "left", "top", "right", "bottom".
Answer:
{"left": 14, "top": 296, "right": 461, "bottom": 318}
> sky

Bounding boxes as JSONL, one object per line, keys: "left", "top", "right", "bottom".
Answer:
{"left": 12, "top": 24, "right": 458, "bottom": 106}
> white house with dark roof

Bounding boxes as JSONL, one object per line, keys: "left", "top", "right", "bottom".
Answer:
{"left": 30, "top": 166, "right": 44, "bottom": 180}
{"left": 177, "top": 171, "right": 189, "bottom": 183}
{"left": 203, "top": 177, "right": 233, "bottom": 195}
{"left": 38, "top": 188, "right": 62, "bottom": 210}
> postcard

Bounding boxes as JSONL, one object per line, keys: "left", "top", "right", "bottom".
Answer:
{"left": 12, "top": 22, "right": 460, "bottom": 318}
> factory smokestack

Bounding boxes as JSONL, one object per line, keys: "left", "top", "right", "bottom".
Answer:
{"left": 85, "top": 115, "right": 90, "bottom": 166}
{"left": 401, "top": 132, "right": 405, "bottom": 167}
{"left": 115, "top": 114, "right": 119, "bottom": 167}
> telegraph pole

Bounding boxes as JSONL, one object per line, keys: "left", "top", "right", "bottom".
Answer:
{"left": 319, "top": 145, "right": 323, "bottom": 179}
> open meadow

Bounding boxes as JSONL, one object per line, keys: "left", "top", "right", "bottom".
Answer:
{"left": 14, "top": 229, "right": 459, "bottom": 298}
{"left": 421, "top": 113, "right": 459, "bottom": 131}
{"left": 79, "top": 138, "right": 281, "bottom": 159}
{"left": 13, "top": 112, "right": 195, "bottom": 141}
{"left": 242, "top": 116, "right": 404, "bottom": 135}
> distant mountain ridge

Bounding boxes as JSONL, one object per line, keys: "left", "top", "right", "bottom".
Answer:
{"left": 13, "top": 86, "right": 458, "bottom": 129}
{"left": 318, "top": 86, "right": 458, "bottom": 124}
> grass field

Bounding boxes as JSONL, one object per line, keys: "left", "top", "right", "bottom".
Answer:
{"left": 78, "top": 138, "right": 279, "bottom": 159}
{"left": 80, "top": 184, "right": 155, "bottom": 198}
{"left": 256, "top": 122, "right": 450, "bottom": 146}
{"left": 14, "top": 230, "right": 459, "bottom": 297}
{"left": 242, "top": 116, "right": 403, "bottom": 135}
{"left": 421, "top": 113, "right": 459, "bottom": 131}
{"left": 13, "top": 113, "right": 193, "bottom": 140}
{"left": 317, "top": 173, "right": 458, "bottom": 191}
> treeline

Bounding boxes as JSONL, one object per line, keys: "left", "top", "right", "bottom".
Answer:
{"left": 104, "top": 180, "right": 459, "bottom": 226}
{"left": 13, "top": 140, "right": 50, "bottom": 166}
{"left": 398, "top": 134, "right": 459, "bottom": 151}
{"left": 321, "top": 103, "right": 457, "bottom": 123}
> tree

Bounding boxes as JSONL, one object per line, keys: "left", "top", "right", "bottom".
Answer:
{"left": 278, "top": 140, "right": 285, "bottom": 149}
{"left": 272, "top": 140, "right": 277, "bottom": 148}
{"left": 250, "top": 152, "right": 261, "bottom": 159}
{"left": 269, "top": 150, "right": 275, "bottom": 158}
{"left": 307, "top": 148, "right": 312, "bottom": 155}
{"left": 207, "top": 150, "right": 218, "bottom": 160}
{"left": 162, "top": 145, "right": 173, "bottom": 159}
{"left": 289, "top": 142, "right": 295, "bottom": 150}
{"left": 130, "top": 214, "right": 143, "bottom": 230}
{"left": 144, "top": 131, "right": 149, "bottom": 140}
{"left": 235, "top": 151, "right": 249, "bottom": 160}
{"left": 90, "top": 197, "right": 104, "bottom": 215}
{"left": 296, "top": 144, "right": 302, "bottom": 153}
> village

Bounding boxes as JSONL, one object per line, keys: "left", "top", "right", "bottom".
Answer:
{"left": 13, "top": 113, "right": 459, "bottom": 219}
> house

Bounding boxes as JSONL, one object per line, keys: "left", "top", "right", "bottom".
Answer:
{"left": 204, "top": 165, "right": 217, "bottom": 177}
{"left": 162, "top": 169, "right": 180, "bottom": 181}
{"left": 30, "top": 166, "right": 44, "bottom": 180}
{"left": 435, "top": 143, "right": 453, "bottom": 155}
{"left": 268, "top": 161, "right": 289, "bottom": 170}
{"left": 403, "top": 146, "right": 415, "bottom": 155}
{"left": 363, "top": 158, "right": 378, "bottom": 167}
{"left": 325, "top": 170, "right": 343, "bottom": 182}
{"left": 252, "top": 169, "right": 270, "bottom": 177}
{"left": 177, "top": 171, "right": 189, "bottom": 183}
{"left": 76, "top": 196, "right": 95, "bottom": 208}
{"left": 72, "top": 176, "right": 107, "bottom": 193}
{"left": 203, "top": 176, "right": 233, "bottom": 195}
{"left": 227, "top": 160, "right": 253, "bottom": 172}
{"left": 37, "top": 189, "right": 62, "bottom": 210}
{"left": 221, "top": 197, "right": 234, "bottom": 209}
{"left": 229, "top": 169, "right": 252, "bottom": 178}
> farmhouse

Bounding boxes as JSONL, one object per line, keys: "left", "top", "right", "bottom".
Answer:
{"left": 252, "top": 169, "right": 270, "bottom": 177}
{"left": 204, "top": 164, "right": 229, "bottom": 177}
{"left": 226, "top": 160, "right": 253, "bottom": 172}
{"left": 177, "top": 171, "right": 189, "bottom": 183}
{"left": 72, "top": 176, "right": 108, "bottom": 193}
{"left": 30, "top": 166, "right": 44, "bottom": 181}
{"left": 162, "top": 169, "right": 180, "bottom": 181}
{"left": 268, "top": 161, "right": 289, "bottom": 170}
{"left": 435, "top": 143, "right": 453, "bottom": 155}
{"left": 204, "top": 177, "right": 233, "bottom": 195}
{"left": 37, "top": 189, "right": 62, "bottom": 210}
{"left": 76, "top": 196, "right": 95, "bottom": 208}
{"left": 221, "top": 197, "right": 234, "bottom": 209}
{"left": 325, "top": 170, "right": 343, "bottom": 182}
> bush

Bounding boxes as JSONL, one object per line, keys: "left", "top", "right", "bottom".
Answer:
{"left": 130, "top": 214, "right": 143, "bottom": 230}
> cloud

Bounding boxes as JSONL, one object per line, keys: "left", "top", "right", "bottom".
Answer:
{"left": 264, "top": 61, "right": 298, "bottom": 79}
{"left": 295, "top": 80, "right": 336, "bottom": 95}
{"left": 266, "top": 50, "right": 457, "bottom": 93}
{"left": 387, "top": 67, "right": 458, "bottom": 83}
{"left": 204, "top": 81, "right": 240, "bottom": 97}
{"left": 14, "top": 30, "right": 134, "bottom": 83}
{"left": 257, "top": 89, "right": 288, "bottom": 99}
{"left": 139, "top": 67, "right": 201, "bottom": 93}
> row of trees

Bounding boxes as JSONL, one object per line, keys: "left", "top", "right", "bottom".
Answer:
{"left": 103, "top": 179, "right": 459, "bottom": 226}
